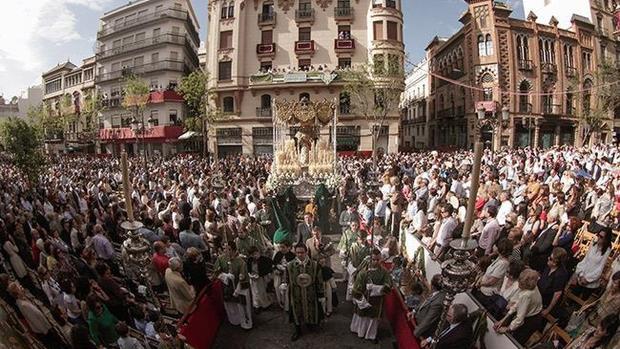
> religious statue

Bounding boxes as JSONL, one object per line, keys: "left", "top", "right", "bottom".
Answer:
{"left": 295, "top": 131, "right": 313, "bottom": 166}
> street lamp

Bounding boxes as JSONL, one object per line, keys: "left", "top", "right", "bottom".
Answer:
{"left": 430, "top": 104, "right": 509, "bottom": 349}
{"left": 130, "top": 114, "right": 156, "bottom": 172}
{"left": 521, "top": 116, "right": 537, "bottom": 148}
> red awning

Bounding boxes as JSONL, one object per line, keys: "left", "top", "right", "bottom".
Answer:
{"left": 99, "top": 125, "right": 184, "bottom": 142}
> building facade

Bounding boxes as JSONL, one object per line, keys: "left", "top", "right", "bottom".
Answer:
{"left": 95, "top": 0, "right": 200, "bottom": 156}
{"left": 426, "top": 0, "right": 619, "bottom": 150}
{"left": 205, "top": 0, "right": 405, "bottom": 156}
{"left": 42, "top": 57, "right": 97, "bottom": 154}
{"left": 401, "top": 58, "right": 429, "bottom": 150}
{"left": 0, "top": 86, "right": 43, "bottom": 120}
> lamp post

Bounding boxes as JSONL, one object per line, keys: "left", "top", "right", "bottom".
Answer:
{"left": 521, "top": 116, "right": 537, "bottom": 148}
{"left": 430, "top": 105, "right": 509, "bottom": 349}
{"left": 130, "top": 112, "right": 156, "bottom": 170}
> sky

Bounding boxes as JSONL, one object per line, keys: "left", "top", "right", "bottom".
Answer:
{"left": 0, "top": 0, "right": 524, "bottom": 99}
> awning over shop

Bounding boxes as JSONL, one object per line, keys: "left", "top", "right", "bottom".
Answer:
{"left": 99, "top": 125, "right": 184, "bottom": 142}
{"left": 179, "top": 131, "right": 201, "bottom": 140}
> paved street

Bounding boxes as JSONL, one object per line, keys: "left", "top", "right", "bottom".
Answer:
{"left": 213, "top": 234, "right": 396, "bottom": 349}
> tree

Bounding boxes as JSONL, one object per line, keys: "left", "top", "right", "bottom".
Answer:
{"left": 80, "top": 91, "right": 106, "bottom": 140}
{"left": 178, "top": 70, "right": 223, "bottom": 157}
{"left": 341, "top": 63, "right": 404, "bottom": 168}
{"left": 571, "top": 61, "right": 620, "bottom": 146}
{"left": 0, "top": 118, "right": 45, "bottom": 183}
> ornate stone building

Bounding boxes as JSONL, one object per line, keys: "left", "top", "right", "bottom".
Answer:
{"left": 205, "top": 0, "right": 405, "bottom": 156}
{"left": 426, "top": 0, "right": 619, "bottom": 150}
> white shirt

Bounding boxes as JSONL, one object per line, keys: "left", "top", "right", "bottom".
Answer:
{"left": 436, "top": 217, "right": 457, "bottom": 246}
{"left": 575, "top": 245, "right": 612, "bottom": 288}
{"left": 497, "top": 200, "right": 514, "bottom": 226}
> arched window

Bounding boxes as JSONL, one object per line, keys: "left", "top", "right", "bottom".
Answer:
{"left": 478, "top": 35, "right": 486, "bottom": 57}
{"left": 517, "top": 34, "right": 529, "bottom": 61}
{"left": 519, "top": 81, "right": 530, "bottom": 113}
{"left": 485, "top": 34, "right": 493, "bottom": 56}
{"left": 228, "top": 1, "right": 235, "bottom": 18}
{"left": 221, "top": 3, "right": 228, "bottom": 19}
{"left": 222, "top": 96, "right": 234, "bottom": 113}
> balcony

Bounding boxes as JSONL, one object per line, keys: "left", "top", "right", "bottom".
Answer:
{"left": 295, "top": 40, "right": 315, "bottom": 55}
{"left": 334, "top": 7, "right": 354, "bottom": 20}
{"left": 256, "top": 107, "right": 272, "bottom": 118}
{"left": 95, "top": 60, "right": 185, "bottom": 83}
{"left": 334, "top": 38, "right": 355, "bottom": 52}
{"left": 295, "top": 9, "right": 314, "bottom": 23}
{"left": 518, "top": 59, "right": 533, "bottom": 71}
{"left": 256, "top": 43, "right": 276, "bottom": 57}
{"left": 97, "top": 9, "right": 190, "bottom": 39}
{"left": 97, "top": 33, "right": 186, "bottom": 60}
{"left": 541, "top": 62, "right": 557, "bottom": 74}
{"left": 102, "top": 96, "right": 122, "bottom": 108}
{"left": 542, "top": 104, "right": 562, "bottom": 115}
{"left": 257, "top": 12, "right": 276, "bottom": 26}
{"left": 519, "top": 102, "right": 533, "bottom": 114}
{"left": 565, "top": 66, "right": 578, "bottom": 78}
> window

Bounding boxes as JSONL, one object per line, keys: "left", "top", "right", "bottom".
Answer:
{"left": 222, "top": 97, "right": 234, "bottom": 113}
{"left": 485, "top": 34, "right": 493, "bottom": 56}
{"left": 338, "top": 25, "right": 351, "bottom": 39}
{"left": 338, "top": 57, "right": 351, "bottom": 69}
{"left": 218, "top": 61, "right": 232, "bottom": 80}
{"left": 220, "top": 31, "right": 233, "bottom": 49}
{"left": 261, "top": 30, "right": 273, "bottom": 44}
{"left": 373, "top": 54, "right": 385, "bottom": 74}
{"left": 339, "top": 92, "right": 351, "bottom": 114}
{"left": 566, "top": 90, "right": 574, "bottom": 115}
{"left": 298, "top": 59, "right": 311, "bottom": 70}
{"left": 483, "top": 88, "right": 493, "bottom": 101}
{"left": 228, "top": 2, "right": 234, "bottom": 18}
{"left": 542, "top": 94, "right": 553, "bottom": 114}
{"left": 221, "top": 3, "right": 228, "bottom": 19}
{"left": 150, "top": 79, "right": 159, "bottom": 90}
{"left": 517, "top": 34, "right": 529, "bottom": 60}
{"left": 372, "top": 0, "right": 382, "bottom": 8}
{"left": 519, "top": 81, "right": 530, "bottom": 112}
{"left": 169, "top": 109, "right": 178, "bottom": 124}
{"left": 151, "top": 110, "right": 159, "bottom": 125}
{"left": 299, "top": 27, "right": 311, "bottom": 41}
{"left": 582, "top": 51, "right": 592, "bottom": 71}
{"left": 478, "top": 35, "right": 486, "bottom": 56}
{"left": 387, "top": 21, "right": 398, "bottom": 40}
{"left": 564, "top": 44, "right": 574, "bottom": 67}
{"left": 135, "top": 32, "right": 145, "bottom": 42}
{"left": 539, "top": 38, "right": 555, "bottom": 63}
{"left": 122, "top": 35, "right": 133, "bottom": 46}
{"left": 260, "top": 94, "right": 272, "bottom": 109}
{"left": 583, "top": 80, "right": 592, "bottom": 113}
{"left": 134, "top": 56, "right": 144, "bottom": 66}
{"left": 260, "top": 61, "right": 272, "bottom": 72}
{"left": 262, "top": 2, "right": 274, "bottom": 14}
{"left": 387, "top": 54, "right": 401, "bottom": 75}
{"left": 373, "top": 21, "right": 383, "bottom": 40}
{"left": 386, "top": 0, "right": 396, "bottom": 8}
{"left": 299, "top": 0, "right": 311, "bottom": 10}
{"left": 152, "top": 28, "right": 161, "bottom": 38}
{"left": 121, "top": 59, "right": 132, "bottom": 68}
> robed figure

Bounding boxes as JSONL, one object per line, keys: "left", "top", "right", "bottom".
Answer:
{"left": 314, "top": 184, "right": 332, "bottom": 235}
{"left": 350, "top": 249, "right": 392, "bottom": 342}
{"left": 285, "top": 244, "right": 325, "bottom": 341}
{"left": 213, "top": 242, "right": 252, "bottom": 330}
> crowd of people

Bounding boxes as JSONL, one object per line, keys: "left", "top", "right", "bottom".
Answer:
{"left": 0, "top": 144, "right": 618, "bottom": 349}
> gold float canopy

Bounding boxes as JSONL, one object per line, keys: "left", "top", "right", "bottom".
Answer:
{"left": 273, "top": 98, "right": 336, "bottom": 126}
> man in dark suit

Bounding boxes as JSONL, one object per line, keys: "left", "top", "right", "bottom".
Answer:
{"left": 421, "top": 303, "right": 472, "bottom": 349}
{"left": 296, "top": 212, "right": 314, "bottom": 245}
{"left": 413, "top": 274, "right": 446, "bottom": 339}
{"left": 528, "top": 213, "right": 559, "bottom": 272}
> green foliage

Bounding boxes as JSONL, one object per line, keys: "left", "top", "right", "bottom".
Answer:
{"left": 122, "top": 74, "right": 150, "bottom": 110}
{"left": 0, "top": 118, "right": 45, "bottom": 183}
{"left": 80, "top": 91, "right": 105, "bottom": 136}
{"left": 178, "top": 70, "right": 224, "bottom": 132}
{"left": 341, "top": 64, "right": 403, "bottom": 164}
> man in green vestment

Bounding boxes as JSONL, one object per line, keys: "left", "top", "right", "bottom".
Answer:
{"left": 350, "top": 248, "right": 392, "bottom": 342}
{"left": 345, "top": 230, "right": 371, "bottom": 301}
{"left": 213, "top": 241, "right": 252, "bottom": 329}
{"left": 285, "top": 243, "right": 325, "bottom": 341}
{"left": 235, "top": 224, "right": 260, "bottom": 257}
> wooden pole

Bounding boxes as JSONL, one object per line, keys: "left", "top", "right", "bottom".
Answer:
{"left": 461, "top": 141, "right": 483, "bottom": 240}
{"left": 121, "top": 150, "right": 134, "bottom": 222}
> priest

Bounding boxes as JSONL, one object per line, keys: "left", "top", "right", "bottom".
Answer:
{"left": 285, "top": 243, "right": 325, "bottom": 341}
{"left": 350, "top": 248, "right": 392, "bottom": 343}
{"left": 213, "top": 242, "right": 252, "bottom": 330}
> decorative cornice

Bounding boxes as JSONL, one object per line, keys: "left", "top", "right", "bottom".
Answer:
{"left": 278, "top": 0, "right": 295, "bottom": 13}
{"left": 315, "top": 0, "right": 332, "bottom": 10}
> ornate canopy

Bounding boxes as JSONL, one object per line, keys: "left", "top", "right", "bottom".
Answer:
{"left": 273, "top": 98, "right": 336, "bottom": 126}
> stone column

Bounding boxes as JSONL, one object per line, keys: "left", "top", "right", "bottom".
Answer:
{"left": 554, "top": 125, "right": 561, "bottom": 146}
{"left": 533, "top": 123, "right": 540, "bottom": 148}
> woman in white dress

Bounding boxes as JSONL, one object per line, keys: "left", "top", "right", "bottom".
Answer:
{"left": 2, "top": 233, "right": 27, "bottom": 279}
{"left": 571, "top": 227, "right": 613, "bottom": 298}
